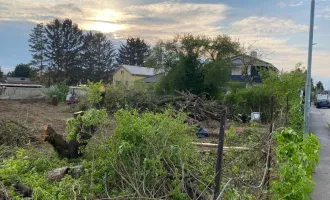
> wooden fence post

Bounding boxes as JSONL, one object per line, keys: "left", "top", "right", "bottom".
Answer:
{"left": 213, "top": 109, "right": 227, "bottom": 200}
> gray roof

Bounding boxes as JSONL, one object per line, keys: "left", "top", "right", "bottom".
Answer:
{"left": 121, "top": 65, "right": 157, "bottom": 76}
{"left": 231, "top": 55, "right": 278, "bottom": 72}
{"left": 142, "top": 73, "right": 164, "bottom": 83}
{"left": 5, "top": 77, "right": 31, "bottom": 83}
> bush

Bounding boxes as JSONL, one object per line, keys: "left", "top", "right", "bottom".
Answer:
{"left": 272, "top": 128, "right": 321, "bottom": 199}
{"left": 225, "top": 85, "right": 273, "bottom": 122}
{"left": 108, "top": 108, "right": 197, "bottom": 198}
{"left": 104, "top": 82, "right": 157, "bottom": 112}
{"left": 43, "top": 83, "right": 69, "bottom": 102}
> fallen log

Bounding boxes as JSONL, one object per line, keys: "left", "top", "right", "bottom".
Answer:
{"left": 192, "top": 143, "right": 250, "bottom": 151}
{"left": 48, "top": 165, "right": 84, "bottom": 181}
{"left": 40, "top": 124, "right": 80, "bottom": 159}
{"left": 48, "top": 167, "right": 69, "bottom": 181}
{"left": 13, "top": 182, "right": 32, "bottom": 197}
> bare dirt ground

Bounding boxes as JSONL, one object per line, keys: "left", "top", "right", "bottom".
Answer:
{"left": 0, "top": 100, "right": 73, "bottom": 135}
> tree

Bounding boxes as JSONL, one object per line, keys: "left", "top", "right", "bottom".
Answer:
{"left": 29, "top": 23, "right": 46, "bottom": 82}
{"left": 0, "top": 67, "right": 3, "bottom": 79}
{"left": 82, "top": 31, "right": 116, "bottom": 82}
{"left": 12, "top": 63, "right": 32, "bottom": 77}
{"left": 316, "top": 81, "right": 324, "bottom": 92}
{"left": 117, "top": 37, "right": 150, "bottom": 66}
{"left": 146, "top": 34, "right": 241, "bottom": 96}
{"left": 44, "top": 18, "right": 84, "bottom": 85}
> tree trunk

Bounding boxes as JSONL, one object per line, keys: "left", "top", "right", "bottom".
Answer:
{"left": 40, "top": 124, "right": 80, "bottom": 159}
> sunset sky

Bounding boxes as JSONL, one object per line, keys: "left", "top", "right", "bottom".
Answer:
{"left": 1, "top": 0, "right": 330, "bottom": 85}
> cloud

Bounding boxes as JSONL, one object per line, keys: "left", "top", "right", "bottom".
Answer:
{"left": 0, "top": 1, "right": 228, "bottom": 42}
{"left": 231, "top": 16, "right": 309, "bottom": 35}
{"left": 277, "top": 0, "right": 306, "bottom": 8}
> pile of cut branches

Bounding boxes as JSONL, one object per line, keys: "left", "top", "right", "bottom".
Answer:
{"left": 0, "top": 120, "right": 38, "bottom": 159}
{"left": 174, "top": 90, "right": 225, "bottom": 121}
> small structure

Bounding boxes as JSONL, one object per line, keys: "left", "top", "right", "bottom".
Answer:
{"left": 112, "top": 65, "right": 161, "bottom": 86}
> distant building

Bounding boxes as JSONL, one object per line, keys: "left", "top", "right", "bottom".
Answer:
{"left": 230, "top": 51, "right": 278, "bottom": 85}
{"left": 5, "top": 77, "right": 32, "bottom": 84}
{"left": 112, "top": 65, "right": 161, "bottom": 86}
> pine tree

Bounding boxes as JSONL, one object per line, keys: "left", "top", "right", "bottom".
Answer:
{"left": 44, "top": 19, "right": 84, "bottom": 85}
{"left": 82, "top": 31, "right": 116, "bottom": 82}
{"left": 0, "top": 66, "right": 3, "bottom": 79}
{"left": 29, "top": 23, "right": 46, "bottom": 82}
{"left": 116, "top": 37, "right": 150, "bottom": 66}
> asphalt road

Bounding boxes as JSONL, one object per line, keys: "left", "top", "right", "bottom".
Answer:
{"left": 311, "top": 106, "right": 330, "bottom": 200}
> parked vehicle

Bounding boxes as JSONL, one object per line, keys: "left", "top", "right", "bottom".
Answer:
{"left": 66, "top": 86, "right": 80, "bottom": 104}
{"left": 316, "top": 99, "right": 330, "bottom": 108}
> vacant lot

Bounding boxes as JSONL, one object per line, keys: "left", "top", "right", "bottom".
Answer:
{"left": 0, "top": 100, "right": 72, "bottom": 135}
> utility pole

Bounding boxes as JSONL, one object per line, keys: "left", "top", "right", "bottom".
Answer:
{"left": 304, "top": 0, "right": 315, "bottom": 134}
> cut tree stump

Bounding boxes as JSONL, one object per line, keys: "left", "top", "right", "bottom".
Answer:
{"left": 40, "top": 124, "right": 80, "bottom": 159}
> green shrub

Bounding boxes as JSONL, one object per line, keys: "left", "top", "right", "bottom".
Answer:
{"left": 43, "top": 83, "right": 69, "bottom": 102}
{"left": 104, "top": 82, "right": 157, "bottom": 112}
{"left": 272, "top": 128, "right": 321, "bottom": 199}
{"left": 108, "top": 108, "right": 197, "bottom": 198}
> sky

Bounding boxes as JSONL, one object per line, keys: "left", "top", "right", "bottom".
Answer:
{"left": 1, "top": 0, "right": 330, "bottom": 86}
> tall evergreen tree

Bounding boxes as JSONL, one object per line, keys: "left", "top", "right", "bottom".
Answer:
{"left": 116, "top": 37, "right": 150, "bottom": 66}
{"left": 82, "top": 31, "right": 116, "bottom": 82}
{"left": 29, "top": 23, "right": 46, "bottom": 82}
{"left": 44, "top": 18, "right": 84, "bottom": 85}
{"left": 0, "top": 66, "right": 3, "bottom": 79}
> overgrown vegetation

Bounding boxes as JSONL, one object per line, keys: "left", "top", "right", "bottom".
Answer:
{"left": 272, "top": 128, "right": 320, "bottom": 199}
{"left": 42, "top": 83, "right": 69, "bottom": 102}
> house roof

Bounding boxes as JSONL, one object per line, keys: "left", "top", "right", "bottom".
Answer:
{"left": 5, "top": 77, "right": 32, "bottom": 83}
{"left": 120, "top": 65, "right": 157, "bottom": 76}
{"left": 142, "top": 73, "right": 164, "bottom": 83}
{"left": 231, "top": 55, "right": 278, "bottom": 71}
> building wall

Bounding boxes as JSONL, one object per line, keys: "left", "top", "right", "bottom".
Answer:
{"left": 112, "top": 66, "right": 147, "bottom": 86}
{"left": 0, "top": 87, "right": 45, "bottom": 100}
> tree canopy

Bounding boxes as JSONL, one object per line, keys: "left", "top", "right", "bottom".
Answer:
{"left": 0, "top": 67, "right": 3, "bottom": 79}
{"left": 44, "top": 19, "right": 84, "bottom": 85}
{"left": 145, "top": 34, "right": 241, "bottom": 96}
{"left": 82, "top": 31, "right": 116, "bottom": 82}
{"left": 10, "top": 63, "right": 32, "bottom": 78}
{"left": 117, "top": 37, "right": 150, "bottom": 66}
{"left": 29, "top": 23, "right": 46, "bottom": 81}
{"left": 316, "top": 81, "right": 324, "bottom": 92}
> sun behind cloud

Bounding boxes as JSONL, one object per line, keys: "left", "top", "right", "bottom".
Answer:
{"left": 83, "top": 9, "right": 126, "bottom": 33}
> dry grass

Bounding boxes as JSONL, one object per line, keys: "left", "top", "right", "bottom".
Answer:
{"left": 0, "top": 100, "right": 73, "bottom": 135}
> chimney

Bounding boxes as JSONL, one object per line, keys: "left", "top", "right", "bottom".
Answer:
{"left": 250, "top": 51, "right": 257, "bottom": 58}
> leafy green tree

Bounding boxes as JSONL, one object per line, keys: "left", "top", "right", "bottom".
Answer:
{"left": 29, "top": 23, "right": 46, "bottom": 81}
{"left": 146, "top": 34, "right": 241, "bottom": 96}
{"left": 44, "top": 18, "right": 84, "bottom": 85}
{"left": 82, "top": 32, "right": 116, "bottom": 82}
{"left": 12, "top": 63, "right": 32, "bottom": 77}
{"left": 116, "top": 37, "right": 150, "bottom": 66}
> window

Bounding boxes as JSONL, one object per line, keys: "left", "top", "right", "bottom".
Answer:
{"left": 121, "top": 70, "right": 124, "bottom": 74}
{"left": 231, "top": 67, "right": 242, "bottom": 75}
{"left": 116, "top": 80, "right": 121, "bottom": 85}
